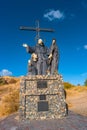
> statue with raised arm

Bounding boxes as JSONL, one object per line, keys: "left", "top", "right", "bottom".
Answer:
{"left": 23, "top": 38, "right": 59, "bottom": 75}
{"left": 23, "top": 39, "right": 49, "bottom": 75}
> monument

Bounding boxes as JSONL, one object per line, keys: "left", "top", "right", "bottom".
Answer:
{"left": 19, "top": 21, "right": 67, "bottom": 121}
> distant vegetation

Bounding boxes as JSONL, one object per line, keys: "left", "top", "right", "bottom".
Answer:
{"left": 63, "top": 82, "right": 75, "bottom": 89}
{"left": 0, "top": 77, "right": 17, "bottom": 85}
{"left": 84, "top": 79, "right": 87, "bottom": 86}
{"left": 0, "top": 77, "right": 8, "bottom": 85}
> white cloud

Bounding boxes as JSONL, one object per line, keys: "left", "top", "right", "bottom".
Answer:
{"left": 84, "top": 45, "right": 87, "bottom": 49}
{"left": 0, "top": 69, "right": 12, "bottom": 76}
{"left": 44, "top": 9, "right": 64, "bottom": 21}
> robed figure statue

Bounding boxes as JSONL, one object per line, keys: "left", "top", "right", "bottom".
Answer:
{"left": 23, "top": 38, "right": 59, "bottom": 75}
{"left": 48, "top": 39, "right": 59, "bottom": 75}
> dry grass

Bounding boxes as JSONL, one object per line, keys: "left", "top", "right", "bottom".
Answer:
{"left": 0, "top": 77, "right": 20, "bottom": 117}
{"left": 0, "top": 90, "right": 19, "bottom": 116}
{"left": 65, "top": 86, "right": 87, "bottom": 116}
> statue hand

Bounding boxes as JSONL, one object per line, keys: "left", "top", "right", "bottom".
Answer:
{"left": 22, "top": 43, "right": 28, "bottom": 48}
{"left": 48, "top": 53, "right": 52, "bottom": 59}
{"left": 47, "top": 54, "right": 52, "bottom": 65}
{"left": 52, "top": 39, "right": 56, "bottom": 45}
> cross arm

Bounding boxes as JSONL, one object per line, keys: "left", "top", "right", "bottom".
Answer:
{"left": 20, "top": 26, "right": 54, "bottom": 32}
{"left": 39, "top": 28, "right": 54, "bottom": 32}
{"left": 20, "top": 26, "right": 37, "bottom": 31}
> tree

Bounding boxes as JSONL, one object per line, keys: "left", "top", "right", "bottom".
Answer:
{"left": 84, "top": 79, "right": 87, "bottom": 86}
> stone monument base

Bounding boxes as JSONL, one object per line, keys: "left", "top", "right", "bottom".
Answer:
{"left": 19, "top": 74, "right": 67, "bottom": 121}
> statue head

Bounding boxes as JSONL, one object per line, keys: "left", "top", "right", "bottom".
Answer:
{"left": 38, "top": 39, "right": 43, "bottom": 45}
{"left": 31, "top": 53, "right": 38, "bottom": 61}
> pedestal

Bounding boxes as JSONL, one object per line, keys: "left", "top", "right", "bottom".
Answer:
{"left": 19, "top": 74, "right": 67, "bottom": 121}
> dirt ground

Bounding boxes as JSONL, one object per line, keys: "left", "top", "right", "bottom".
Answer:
{"left": 66, "top": 88, "right": 87, "bottom": 117}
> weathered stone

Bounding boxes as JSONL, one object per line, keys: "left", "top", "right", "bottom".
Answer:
{"left": 19, "top": 74, "right": 67, "bottom": 121}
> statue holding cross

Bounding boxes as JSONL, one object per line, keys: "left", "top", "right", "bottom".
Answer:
{"left": 20, "top": 21, "right": 59, "bottom": 75}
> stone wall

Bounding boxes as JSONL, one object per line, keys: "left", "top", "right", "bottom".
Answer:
{"left": 19, "top": 74, "right": 67, "bottom": 121}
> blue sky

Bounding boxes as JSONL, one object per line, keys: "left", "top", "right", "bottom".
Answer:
{"left": 0, "top": 0, "right": 87, "bottom": 85}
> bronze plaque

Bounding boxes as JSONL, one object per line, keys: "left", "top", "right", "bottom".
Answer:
{"left": 37, "top": 80, "right": 47, "bottom": 88}
{"left": 38, "top": 101, "right": 48, "bottom": 111}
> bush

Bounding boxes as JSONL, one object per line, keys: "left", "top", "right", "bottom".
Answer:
{"left": 6, "top": 78, "right": 17, "bottom": 84}
{"left": 0, "top": 77, "right": 17, "bottom": 85}
{"left": 0, "top": 77, "right": 8, "bottom": 85}
{"left": 64, "top": 82, "right": 75, "bottom": 89}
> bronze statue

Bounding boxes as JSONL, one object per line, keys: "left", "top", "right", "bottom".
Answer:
{"left": 48, "top": 39, "right": 59, "bottom": 74}
{"left": 23, "top": 38, "right": 59, "bottom": 75}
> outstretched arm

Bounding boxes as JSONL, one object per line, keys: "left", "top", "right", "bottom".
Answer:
{"left": 23, "top": 43, "right": 28, "bottom": 48}
{"left": 22, "top": 43, "right": 35, "bottom": 53}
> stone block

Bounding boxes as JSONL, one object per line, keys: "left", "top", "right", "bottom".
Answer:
{"left": 19, "top": 74, "right": 67, "bottom": 121}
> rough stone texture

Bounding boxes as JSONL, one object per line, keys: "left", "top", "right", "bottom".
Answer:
{"left": 19, "top": 74, "right": 67, "bottom": 121}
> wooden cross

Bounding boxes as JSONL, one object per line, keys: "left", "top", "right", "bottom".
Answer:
{"left": 20, "top": 20, "right": 54, "bottom": 41}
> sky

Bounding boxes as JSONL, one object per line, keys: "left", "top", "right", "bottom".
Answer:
{"left": 0, "top": 0, "right": 87, "bottom": 85}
